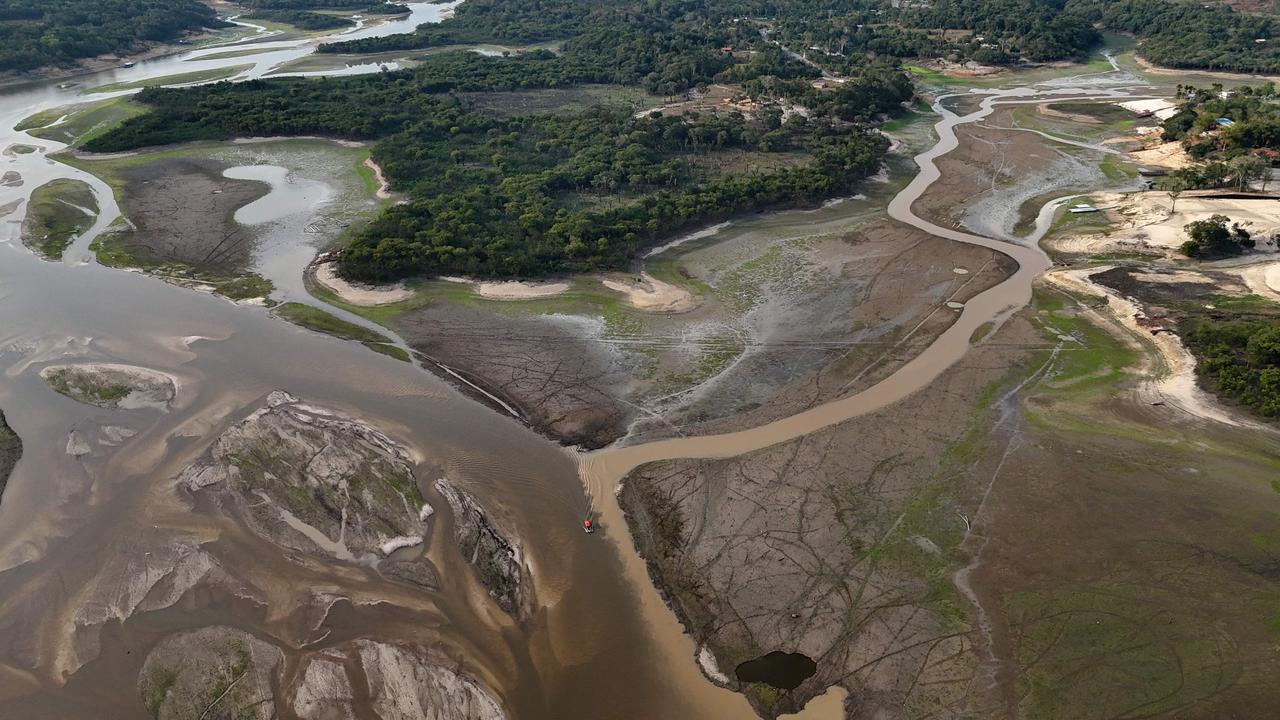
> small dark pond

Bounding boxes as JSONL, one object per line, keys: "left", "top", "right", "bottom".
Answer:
{"left": 734, "top": 650, "right": 817, "bottom": 690}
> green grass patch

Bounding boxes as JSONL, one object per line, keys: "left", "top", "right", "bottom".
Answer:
{"left": 880, "top": 107, "right": 930, "bottom": 133}
{"left": 1007, "top": 587, "right": 1244, "bottom": 720}
{"left": 274, "top": 302, "right": 388, "bottom": 343}
{"left": 90, "top": 232, "right": 275, "bottom": 302}
{"left": 457, "top": 84, "right": 664, "bottom": 117}
{"left": 905, "top": 65, "right": 967, "bottom": 86}
{"left": 193, "top": 46, "right": 282, "bottom": 62}
{"left": 15, "top": 107, "right": 71, "bottom": 132}
{"left": 970, "top": 321, "right": 995, "bottom": 344}
{"left": 364, "top": 341, "right": 411, "bottom": 361}
{"left": 1031, "top": 288, "right": 1139, "bottom": 397}
{"left": 88, "top": 65, "right": 252, "bottom": 94}
{"left": 22, "top": 179, "right": 98, "bottom": 260}
{"left": 144, "top": 665, "right": 180, "bottom": 715}
{"left": 29, "top": 97, "right": 147, "bottom": 147}
{"left": 1044, "top": 101, "right": 1133, "bottom": 124}
{"left": 212, "top": 274, "right": 274, "bottom": 301}
{"left": 1098, "top": 154, "right": 1137, "bottom": 183}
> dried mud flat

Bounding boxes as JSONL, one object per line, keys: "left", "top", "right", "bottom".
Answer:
{"left": 395, "top": 303, "right": 641, "bottom": 448}
{"left": 107, "top": 157, "right": 269, "bottom": 273}
{"left": 608, "top": 86, "right": 1280, "bottom": 720}
{"left": 391, "top": 215, "right": 1012, "bottom": 450}
{"left": 622, "top": 313, "right": 1041, "bottom": 717}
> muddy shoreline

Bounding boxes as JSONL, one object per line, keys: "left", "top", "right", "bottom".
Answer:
{"left": 0, "top": 412, "right": 20, "bottom": 498}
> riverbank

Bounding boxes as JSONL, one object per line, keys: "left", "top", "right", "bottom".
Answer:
{"left": 5, "top": 12, "right": 1280, "bottom": 720}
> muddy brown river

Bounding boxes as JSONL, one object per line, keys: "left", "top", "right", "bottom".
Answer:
{"left": 0, "top": 17, "right": 1158, "bottom": 720}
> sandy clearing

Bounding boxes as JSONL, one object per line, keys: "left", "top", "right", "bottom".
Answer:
{"left": 1127, "top": 139, "right": 1191, "bottom": 170}
{"left": 1229, "top": 258, "right": 1280, "bottom": 303}
{"left": 917, "top": 57, "right": 1005, "bottom": 78}
{"left": 599, "top": 272, "right": 698, "bottom": 313}
{"left": 1044, "top": 268, "right": 1258, "bottom": 428}
{"left": 1134, "top": 193, "right": 1280, "bottom": 249}
{"left": 696, "top": 646, "right": 730, "bottom": 684}
{"left": 363, "top": 158, "right": 396, "bottom": 200}
{"left": 473, "top": 279, "right": 571, "bottom": 300}
{"left": 314, "top": 263, "right": 413, "bottom": 306}
{"left": 1048, "top": 190, "right": 1280, "bottom": 256}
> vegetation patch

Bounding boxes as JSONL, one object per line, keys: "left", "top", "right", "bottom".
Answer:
{"left": 29, "top": 98, "right": 147, "bottom": 147}
{"left": 246, "top": 9, "right": 355, "bottom": 32}
{"left": 458, "top": 84, "right": 662, "bottom": 117}
{"left": 0, "top": 411, "right": 22, "bottom": 497}
{"left": 22, "top": 179, "right": 98, "bottom": 260}
{"left": 1184, "top": 311, "right": 1280, "bottom": 417}
{"left": 15, "top": 107, "right": 72, "bottom": 133}
{"left": 274, "top": 302, "right": 389, "bottom": 343}
{"left": 0, "top": 0, "right": 227, "bottom": 72}
{"left": 88, "top": 65, "right": 252, "bottom": 94}
{"left": 44, "top": 368, "right": 133, "bottom": 407}
{"left": 364, "top": 341, "right": 411, "bottom": 361}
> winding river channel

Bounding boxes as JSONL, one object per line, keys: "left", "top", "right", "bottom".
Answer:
{"left": 0, "top": 11, "right": 1160, "bottom": 719}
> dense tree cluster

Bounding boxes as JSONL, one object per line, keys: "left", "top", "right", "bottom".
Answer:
{"left": 1074, "top": 0, "right": 1280, "bottom": 74}
{"left": 85, "top": 0, "right": 922, "bottom": 281}
{"left": 240, "top": 0, "right": 402, "bottom": 9}
{"left": 1158, "top": 83, "right": 1280, "bottom": 193}
{"left": 245, "top": 10, "right": 354, "bottom": 31}
{"left": 0, "top": 0, "right": 226, "bottom": 71}
{"left": 319, "top": 0, "right": 632, "bottom": 52}
{"left": 1179, "top": 214, "right": 1255, "bottom": 258}
{"left": 342, "top": 111, "right": 888, "bottom": 280}
{"left": 1184, "top": 318, "right": 1280, "bottom": 417}
{"left": 89, "top": 48, "right": 908, "bottom": 279}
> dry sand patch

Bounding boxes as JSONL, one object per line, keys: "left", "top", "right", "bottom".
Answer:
{"left": 314, "top": 262, "right": 413, "bottom": 306}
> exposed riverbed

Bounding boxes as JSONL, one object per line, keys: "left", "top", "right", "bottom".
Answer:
{"left": 0, "top": 14, "right": 1255, "bottom": 720}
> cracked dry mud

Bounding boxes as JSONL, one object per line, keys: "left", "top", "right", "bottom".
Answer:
{"left": 178, "top": 390, "right": 429, "bottom": 560}
{"left": 108, "top": 157, "right": 269, "bottom": 273}
{"left": 392, "top": 216, "right": 1012, "bottom": 451}
{"left": 622, "top": 312, "right": 1040, "bottom": 717}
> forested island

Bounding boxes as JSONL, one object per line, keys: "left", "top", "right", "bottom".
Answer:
{"left": 88, "top": 0, "right": 914, "bottom": 281}
{"left": 0, "top": 0, "right": 226, "bottom": 72}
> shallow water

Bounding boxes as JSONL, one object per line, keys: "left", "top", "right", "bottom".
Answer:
{"left": 0, "top": 19, "right": 1213, "bottom": 720}
{"left": 735, "top": 651, "right": 818, "bottom": 690}
{"left": 0, "top": 5, "right": 732, "bottom": 718}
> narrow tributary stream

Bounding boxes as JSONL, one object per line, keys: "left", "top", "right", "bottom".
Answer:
{"left": 579, "top": 80, "right": 1155, "bottom": 718}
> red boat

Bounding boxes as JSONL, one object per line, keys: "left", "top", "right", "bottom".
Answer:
{"left": 583, "top": 518, "right": 594, "bottom": 534}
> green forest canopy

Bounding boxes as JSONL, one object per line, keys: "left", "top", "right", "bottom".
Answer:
{"left": 244, "top": 9, "right": 355, "bottom": 31}
{"left": 87, "top": 43, "right": 911, "bottom": 281}
{"left": 0, "top": 0, "right": 226, "bottom": 71}
{"left": 320, "top": 0, "right": 1280, "bottom": 73}
{"left": 1185, "top": 316, "right": 1280, "bottom": 418}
